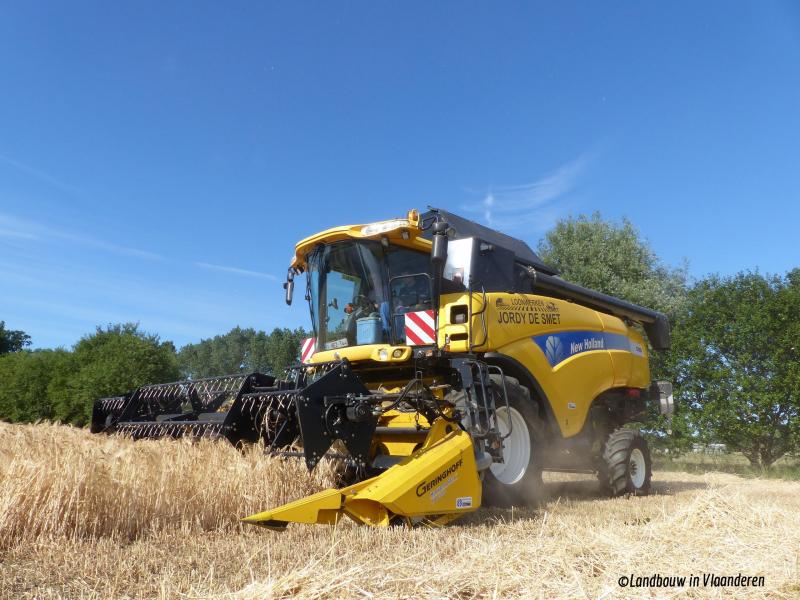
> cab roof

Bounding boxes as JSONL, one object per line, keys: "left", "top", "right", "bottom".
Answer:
{"left": 421, "top": 208, "right": 559, "bottom": 276}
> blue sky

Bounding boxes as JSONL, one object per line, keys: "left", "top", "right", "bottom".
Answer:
{"left": 1, "top": 2, "right": 799, "bottom": 349}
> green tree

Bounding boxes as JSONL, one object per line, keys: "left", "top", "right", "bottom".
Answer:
{"left": 667, "top": 270, "right": 800, "bottom": 468}
{"left": 0, "top": 349, "right": 73, "bottom": 422}
{"left": 250, "top": 327, "right": 310, "bottom": 376}
{"left": 178, "top": 326, "right": 309, "bottom": 379}
{"left": 55, "top": 323, "right": 180, "bottom": 425}
{"left": 0, "top": 321, "right": 31, "bottom": 354}
{"left": 537, "top": 213, "right": 688, "bottom": 318}
{"left": 178, "top": 326, "right": 255, "bottom": 378}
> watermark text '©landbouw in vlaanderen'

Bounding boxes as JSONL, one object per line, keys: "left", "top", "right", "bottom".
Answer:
{"left": 618, "top": 573, "right": 765, "bottom": 589}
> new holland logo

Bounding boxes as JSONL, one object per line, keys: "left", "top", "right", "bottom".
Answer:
{"left": 544, "top": 335, "right": 565, "bottom": 366}
{"left": 534, "top": 331, "right": 633, "bottom": 367}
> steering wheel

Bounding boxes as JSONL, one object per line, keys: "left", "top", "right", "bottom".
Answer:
{"left": 357, "top": 293, "right": 375, "bottom": 309}
{"left": 346, "top": 294, "right": 374, "bottom": 316}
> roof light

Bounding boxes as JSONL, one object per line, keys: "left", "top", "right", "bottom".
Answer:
{"left": 360, "top": 219, "right": 409, "bottom": 237}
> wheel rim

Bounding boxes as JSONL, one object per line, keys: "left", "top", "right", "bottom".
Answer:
{"left": 489, "top": 407, "right": 531, "bottom": 485}
{"left": 629, "top": 448, "right": 646, "bottom": 489}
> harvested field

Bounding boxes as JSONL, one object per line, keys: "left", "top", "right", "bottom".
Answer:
{"left": 0, "top": 422, "right": 798, "bottom": 599}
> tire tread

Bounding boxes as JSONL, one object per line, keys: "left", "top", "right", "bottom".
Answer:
{"left": 601, "top": 428, "right": 652, "bottom": 497}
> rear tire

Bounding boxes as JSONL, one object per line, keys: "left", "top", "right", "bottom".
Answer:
{"left": 482, "top": 376, "right": 545, "bottom": 507}
{"left": 600, "top": 429, "right": 652, "bottom": 496}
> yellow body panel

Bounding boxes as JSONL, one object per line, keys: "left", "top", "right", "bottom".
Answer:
{"left": 374, "top": 410, "right": 430, "bottom": 457}
{"left": 243, "top": 419, "right": 481, "bottom": 529}
{"left": 311, "top": 344, "right": 413, "bottom": 364}
{"left": 438, "top": 291, "right": 651, "bottom": 438}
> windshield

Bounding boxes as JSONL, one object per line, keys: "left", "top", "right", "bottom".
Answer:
{"left": 306, "top": 241, "right": 432, "bottom": 350}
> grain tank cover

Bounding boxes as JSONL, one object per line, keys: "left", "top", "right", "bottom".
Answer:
{"left": 421, "top": 208, "right": 559, "bottom": 276}
{"left": 421, "top": 208, "right": 670, "bottom": 350}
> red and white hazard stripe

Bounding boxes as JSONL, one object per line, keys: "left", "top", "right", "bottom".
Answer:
{"left": 404, "top": 310, "right": 436, "bottom": 346}
{"left": 300, "top": 337, "right": 316, "bottom": 363}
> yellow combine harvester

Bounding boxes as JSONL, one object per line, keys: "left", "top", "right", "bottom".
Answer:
{"left": 92, "top": 208, "right": 674, "bottom": 529}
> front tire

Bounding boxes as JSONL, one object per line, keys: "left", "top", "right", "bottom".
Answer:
{"left": 600, "top": 429, "right": 652, "bottom": 496}
{"left": 482, "top": 376, "right": 545, "bottom": 507}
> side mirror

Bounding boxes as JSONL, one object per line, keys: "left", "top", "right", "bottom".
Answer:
{"left": 284, "top": 271, "right": 295, "bottom": 305}
{"left": 431, "top": 221, "right": 449, "bottom": 265}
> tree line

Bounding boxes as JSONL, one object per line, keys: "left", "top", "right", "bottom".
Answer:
{"left": 2, "top": 214, "right": 798, "bottom": 468}
{"left": 0, "top": 323, "right": 308, "bottom": 427}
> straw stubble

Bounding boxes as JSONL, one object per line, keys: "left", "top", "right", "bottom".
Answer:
{"left": 1, "top": 422, "right": 798, "bottom": 599}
